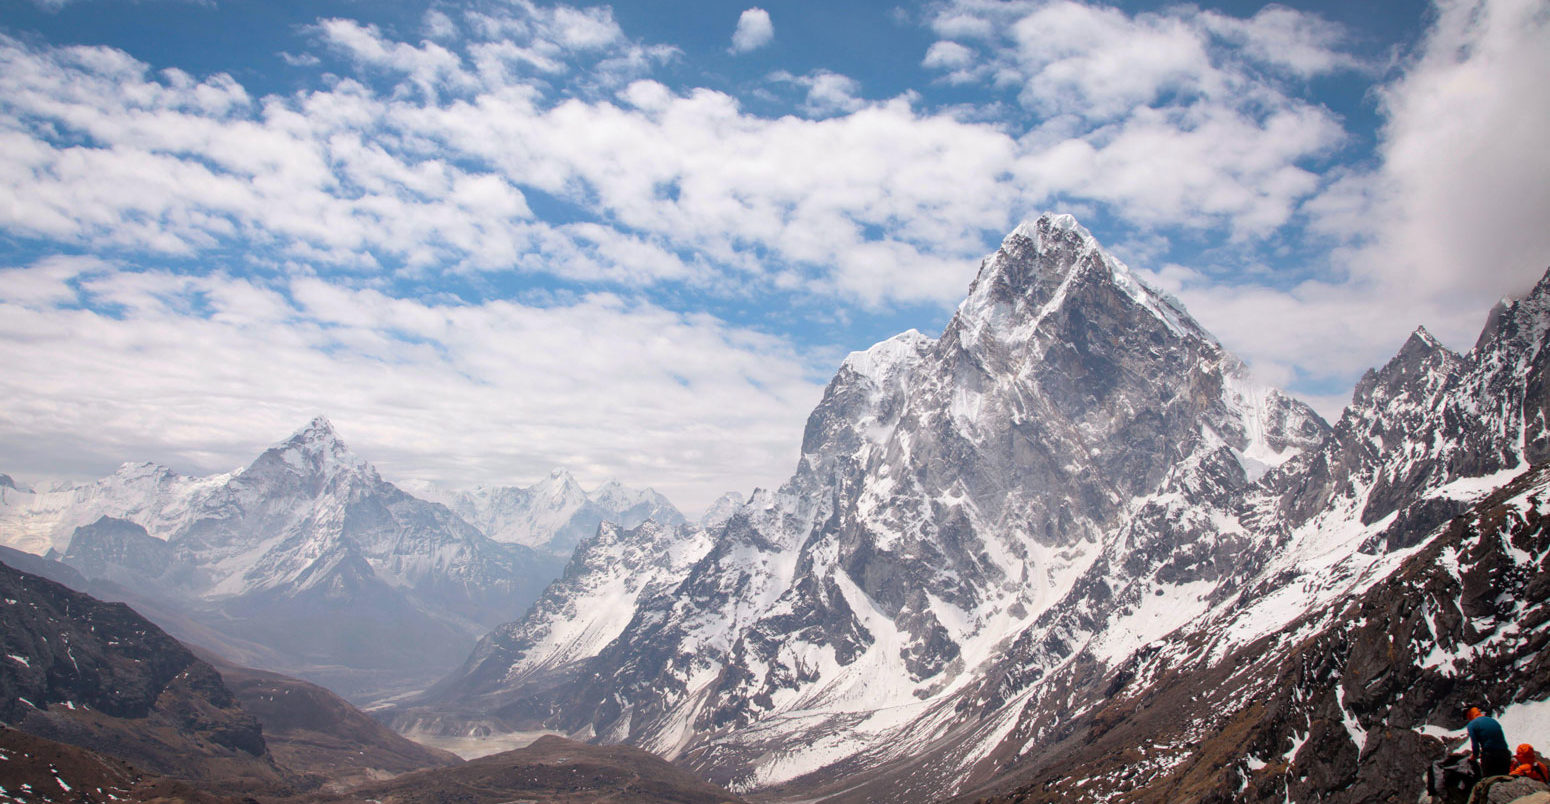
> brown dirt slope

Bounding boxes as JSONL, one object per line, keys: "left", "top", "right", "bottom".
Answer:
{"left": 351, "top": 734, "right": 745, "bottom": 804}
{"left": 0, "top": 724, "right": 242, "bottom": 803}
{"left": 208, "top": 658, "right": 461, "bottom": 791}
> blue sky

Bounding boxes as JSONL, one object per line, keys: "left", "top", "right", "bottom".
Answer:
{"left": 1, "top": 0, "right": 1546, "bottom": 515}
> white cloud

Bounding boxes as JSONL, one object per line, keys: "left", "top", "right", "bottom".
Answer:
{"left": 4, "top": 0, "right": 1541, "bottom": 454}
{"left": 1200, "top": 5, "right": 1363, "bottom": 79}
{"left": 731, "top": 8, "right": 774, "bottom": 54}
{"left": 919, "top": 0, "right": 1358, "bottom": 239}
{"left": 1163, "top": 0, "right": 1550, "bottom": 400}
{"left": 1363, "top": 0, "right": 1550, "bottom": 310}
{"left": 922, "top": 41, "right": 975, "bottom": 72}
{"left": 918, "top": 0, "right": 1545, "bottom": 406}
{"left": 0, "top": 2, "right": 1371, "bottom": 318}
{"left": 0, "top": 258, "right": 824, "bottom": 514}
{"left": 423, "top": 10, "right": 458, "bottom": 42}
{"left": 770, "top": 69, "right": 867, "bottom": 117}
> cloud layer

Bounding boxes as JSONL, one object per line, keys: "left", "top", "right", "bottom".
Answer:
{"left": 0, "top": 256, "right": 821, "bottom": 513}
{"left": 1138, "top": 0, "right": 1550, "bottom": 411}
{"left": 0, "top": 0, "right": 1545, "bottom": 505}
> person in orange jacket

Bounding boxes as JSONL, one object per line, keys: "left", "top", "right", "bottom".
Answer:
{"left": 1511, "top": 743, "right": 1550, "bottom": 783}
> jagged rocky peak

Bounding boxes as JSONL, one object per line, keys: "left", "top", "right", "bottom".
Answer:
{"left": 838, "top": 328, "right": 935, "bottom": 383}
{"left": 953, "top": 212, "right": 1201, "bottom": 350}
{"left": 109, "top": 460, "right": 183, "bottom": 485}
{"left": 590, "top": 480, "right": 677, "bottom": 517}
{"left": 1473, "top": 265, "right": 1550, "bottom": 355}
{"left": 62, "top": 516, "right": 170, "bottom": 579}
{"left": 0, "top": 472, "right": 21, "bottom": 491}
{"left": 699, "top": 491, "right": 746, "bottom": 528}
{"left": 1352, "top": 326, "right": 1466, "bottom": 406}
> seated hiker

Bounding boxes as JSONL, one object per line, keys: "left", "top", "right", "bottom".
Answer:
{"left": 1466, "top": 707, "right": 1514, "bottom": 779}
{"left": 1512, "top": 744, "right": 1550, "bottom": 783}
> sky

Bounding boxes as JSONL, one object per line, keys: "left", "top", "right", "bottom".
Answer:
{"left": 0, "top": 0, "right": 1546, "bottom": 517}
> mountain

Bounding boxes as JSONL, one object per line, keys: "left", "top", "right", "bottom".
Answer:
{"left": 406, "top": 470, "right": 689, "bottom": 557}
{"left": 412, "top": 214, "right": 1339, "bottom": 788}
{"left": 1, "top": 417, "right": 565, "bottom": 701}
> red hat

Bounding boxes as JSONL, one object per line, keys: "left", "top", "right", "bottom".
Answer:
{"left": 1468, "top": 707, "right": 1483, "bottom": 720}
{"left": 1518, "top": 744, "right": 1536, "bottom": 760}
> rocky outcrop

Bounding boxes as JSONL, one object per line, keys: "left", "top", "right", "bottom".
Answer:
{"left": 0, "top": 558, "right": 283, "bottom": 791}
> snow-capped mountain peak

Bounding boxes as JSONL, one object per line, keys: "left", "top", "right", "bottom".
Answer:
{"left": 698, "top": 491, "right": 746, "bottom": 528}
{"left": 954, "top": 212, "right": 1204, "bottom": 357}
{"left": 531, "top": 469, "right": 586, "bottom": 505}
{"left": 267, "top": 416, "right": 367, "bottom": 473}
{"left": 590, "top": 480, "right": 669, "bottom": 514}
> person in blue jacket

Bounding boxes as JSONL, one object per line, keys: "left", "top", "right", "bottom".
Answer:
{"left": 1466, "top": 706, "right": 1513, "bottom": 779}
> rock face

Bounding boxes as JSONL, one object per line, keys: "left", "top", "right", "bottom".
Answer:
{"left": 3, "top": 418, "right": 565, "bottom": 701}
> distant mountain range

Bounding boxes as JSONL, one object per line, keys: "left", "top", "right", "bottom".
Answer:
{"left": 403, "top": 469, "right": 689, "bottom": 558}
{"left": 0, "top": 418, "right": 700, "bottom": 701}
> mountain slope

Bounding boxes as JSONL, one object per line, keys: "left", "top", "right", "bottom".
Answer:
{"left": 404, "top": 519, "right": 717, "bottom": 734}
{"left": 961, "top": 460, "right": 1550, "bottom": 803}
{"left": 0, "top": 558, "right": 285, "bottom": 794}
{"left": 206, "top": 657, "right": 462, "bottom": 791}
{"left": 0, "top": 725, "right": 241, "bottom": 804}
{"left": 351, "top": 735, "right": 745, "bottom": 804}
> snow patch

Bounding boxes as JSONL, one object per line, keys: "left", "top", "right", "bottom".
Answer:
{"left": 1498, "top": 698, "right": 1550, "bottom": 753}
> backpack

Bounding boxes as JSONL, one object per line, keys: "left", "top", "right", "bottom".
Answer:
{"left": 1430, "top": 753, "right": 1480, "bottom": 804}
